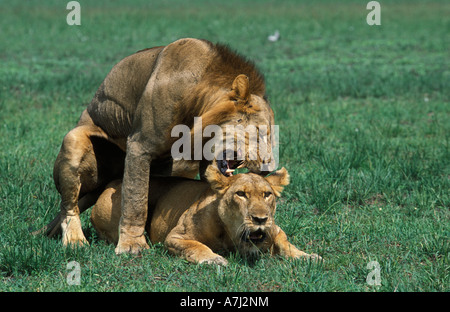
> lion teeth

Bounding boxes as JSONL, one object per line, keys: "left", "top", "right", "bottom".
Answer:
{"left": 225, "top": 169, "right": 235, "bottom": 175}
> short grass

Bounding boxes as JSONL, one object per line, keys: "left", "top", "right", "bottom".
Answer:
{"left": 0, "top": 0, "right": 448, "bottom": 292}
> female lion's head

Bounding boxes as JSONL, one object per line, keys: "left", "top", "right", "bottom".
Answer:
{"left": 205, "top": 166, "right": 289, "bottom": 257}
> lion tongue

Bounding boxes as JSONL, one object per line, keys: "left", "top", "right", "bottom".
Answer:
{"left": 249, "top": 232, "right": 263, "bottom": 240}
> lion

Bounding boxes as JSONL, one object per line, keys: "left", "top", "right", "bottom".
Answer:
{"left": 90, "top": 166, "right": 322, "bottom": 265}
{"left": 45, "top": 38, "right": 277, "bottom": 255}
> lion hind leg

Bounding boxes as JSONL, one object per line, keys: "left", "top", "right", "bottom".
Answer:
{"left": 53, "top": 121, "right": 116, "bottom": 247}
{"left": 90, "top": 180, "right": 123, "bottom": 245}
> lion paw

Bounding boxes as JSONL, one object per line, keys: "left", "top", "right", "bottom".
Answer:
{"left": 115, "top": 236, "right": 149, "bottom": 255}
{"left": 61, "top": 215, "right": 89, "bottom": 247}
{"left": 199, "top": 255, "right": 228, "bottom": 266}
{"left": 63, "top": 235, "right": 89, "bottom": 247}
{"left": 309, "top": 253, "right": 323, "bottom": 262}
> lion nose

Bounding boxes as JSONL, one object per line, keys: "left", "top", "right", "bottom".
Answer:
{"left": 251, "top": 215, "right": 268, "bottom": 225}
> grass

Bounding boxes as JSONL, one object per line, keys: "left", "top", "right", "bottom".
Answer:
{"left": 0, "top": 0, "right": 449, "bottom": 292}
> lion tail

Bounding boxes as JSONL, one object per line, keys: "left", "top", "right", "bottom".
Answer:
{"left": 30, "top": 213, "right": 62, "bottom": 237}
{"left": 30, "top": 188, "right": 104, "bottom": 237}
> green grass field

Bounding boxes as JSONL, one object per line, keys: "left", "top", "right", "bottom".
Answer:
{"left": 0, "top": 0, "right": 448, "bottom": 292}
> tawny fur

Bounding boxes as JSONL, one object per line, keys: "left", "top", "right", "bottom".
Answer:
{"left": 90, "top": 167, "right": 322, "bottom": 265}
{"left": 46, "top": 39, "right": 276, "bottom": 254}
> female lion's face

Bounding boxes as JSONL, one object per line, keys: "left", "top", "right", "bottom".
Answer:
{"left": 205, "top": 165, "right": 289, "bottom": 255}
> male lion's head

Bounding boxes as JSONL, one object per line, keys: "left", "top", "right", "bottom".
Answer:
{"left": 193, "top": 74, "right": 277, "bottom": 177}
{"left": 205, "top": 165, "right": 289, "bottom": 257}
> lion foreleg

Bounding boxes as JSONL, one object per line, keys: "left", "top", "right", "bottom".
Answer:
{"left": 115, "top": 141, "right": 151, "bottom": 255}
{"left": 271, "top": 226, "right": 322, "bottom": 261}
{"left": 165, "top": 236, "right": 228, "bottom": 266}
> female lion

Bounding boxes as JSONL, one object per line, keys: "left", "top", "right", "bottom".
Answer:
{"left": 91, "top": 167, "right": 321, "bottom": 265}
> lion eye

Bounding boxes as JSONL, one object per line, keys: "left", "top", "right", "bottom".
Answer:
{"left": 236, "top": 191, "right": 247, "bottom": 198}
{"left": 264, "top": 192, "right": 272, "bottom": 198}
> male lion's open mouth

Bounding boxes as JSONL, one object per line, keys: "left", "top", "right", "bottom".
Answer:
{"left": 216, "top": 150, "right": 244, "bottom": 177}
{"left": 241, "top": 229, "right": 267, "bottom": 244}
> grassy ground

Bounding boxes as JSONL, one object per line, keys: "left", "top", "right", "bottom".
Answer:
{"left": 0, "top": 0, "right": 448, "bottom": 292}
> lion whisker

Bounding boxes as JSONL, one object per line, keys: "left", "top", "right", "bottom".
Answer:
{"left": 230, "top": 222, "right": 247, "bottom": 253}
{"left": 265, "top": 227, "right": 273, "bottom": 242}
{"left": 237, "top": 221, "right": 251, "bottom": 240}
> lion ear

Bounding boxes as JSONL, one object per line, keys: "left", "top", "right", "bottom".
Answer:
{"left": 205, "top": 165, "right": 231, "bottom": 195}
{"left": 265, "top": 167, "right": 290, "bottom": 197}
{"left": 231, "top": 74, "right": 250, "bottom": 102}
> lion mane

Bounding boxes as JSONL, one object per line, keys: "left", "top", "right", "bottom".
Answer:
{"left": 38, "top": 38, "right": 278, "bottom": 256}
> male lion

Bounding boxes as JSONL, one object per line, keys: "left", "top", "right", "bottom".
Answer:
{"left": 47, "top": 38, "right": 276, "bottom": 254}
{"left": 90, "top": 166, "right": 321, "bottom": 265}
